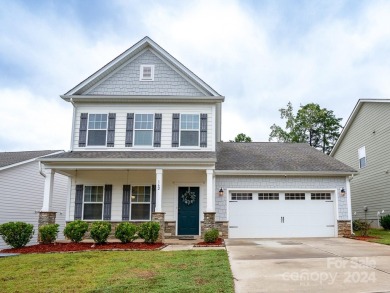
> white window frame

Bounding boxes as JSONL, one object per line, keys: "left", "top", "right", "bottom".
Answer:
{"left": 358, "top": 146, "right": 367, "bottom": 169}
{"left": 83, "top": 186, "right": 104, "bottom": 220}
{"left": 179, "top": 114, "right": 200, "bottom": 147}
{"left": 133, "top": 114, "right": 154, "bottom": 147}
{"left": 130, "top": 185, "right": 152, "bottom": 221}
{"left": 86, "top": 113, "right": 108, "bottom": 147}
{"left": 139, "top": 65, "right": 155, "bottom": 81}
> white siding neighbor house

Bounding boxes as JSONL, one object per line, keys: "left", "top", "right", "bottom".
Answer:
{"left": 0, "top": 151, "right": 68, "bottom": 249}
{"left": 331, "top": 99, "right": 390, "bottom": 227}
{"left": 39, "top": 37, "right": 356, "bottom": 240}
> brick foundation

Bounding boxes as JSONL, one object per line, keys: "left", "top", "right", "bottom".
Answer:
{"left": 38, "top": 212, "right": 57, "bottom": 242}
{"left": 338, "top": 220, "right": 352, "bottom": 237}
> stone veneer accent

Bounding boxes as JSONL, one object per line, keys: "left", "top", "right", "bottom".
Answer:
{"left": 152, "top": 212, "right": 165, "bottom": 243}
{"left": 214, "top": 221, "right": 229, "bottom": 238}
{"left": 338, "top": 220, "right": 352, "bottom": 237}
{"left": 164, "top": 221, "right": 176, "bottom": 238}
{"left": 38, "top": 212, "right": 57, "bottom": 242}
{"left": 201, "top": 212, "right": 216, "bottom": 238}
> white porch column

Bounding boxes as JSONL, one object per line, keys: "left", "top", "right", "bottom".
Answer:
{"left": 206, "top": 169, "right": 214, "bottom": 212}
{"left": 155, "top": 169, "right": 163, "bottom": 212}
{"left": 41, "top": 169, "right": 55, "bottom": 212}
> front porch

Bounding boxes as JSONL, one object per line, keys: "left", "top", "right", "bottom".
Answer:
{"left": 38, "top": 167, "right": 227, "bottom": 242}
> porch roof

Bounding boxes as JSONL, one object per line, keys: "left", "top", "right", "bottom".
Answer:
{"left": 40, "top": 151, "right": 216, "bottom": 163}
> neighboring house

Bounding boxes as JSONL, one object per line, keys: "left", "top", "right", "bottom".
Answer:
{"left": 0, "top": 151, "right": 68, "bottom": 249}
{"left": 39, "top": 37, "right": 356, "bottom": 240}
{"left": 331, "top": 99, "right": 390, "bottom": 227}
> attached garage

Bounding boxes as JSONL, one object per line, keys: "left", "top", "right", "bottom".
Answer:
{"left": 215, "top": 142, "right": 358, "bottom": 238}
{"left": 228, "top": 190, "right": 336, "bottom": 238}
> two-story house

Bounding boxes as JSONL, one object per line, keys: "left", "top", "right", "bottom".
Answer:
{"left": 39, "top": 37, "right": 356, "bottom": 240}
{"left": 331, "top": 99, "right": 390, "bottom": 227}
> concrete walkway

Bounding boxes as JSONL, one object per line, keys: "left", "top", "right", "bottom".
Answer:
{"left": 226, "top": 238, "right": 390, "bottom": 293}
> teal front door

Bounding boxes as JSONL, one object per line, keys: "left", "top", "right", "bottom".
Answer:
{"left": 178, "top": 187, "right": 200, "bottom": 235}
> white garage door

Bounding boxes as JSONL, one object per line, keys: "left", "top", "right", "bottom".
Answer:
{"left": 229, "top": 191, "right": 336, "bottom": 238}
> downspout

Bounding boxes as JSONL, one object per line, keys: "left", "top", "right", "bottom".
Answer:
{"left": 70, "top": 98, "right": 76, "bottom": 151}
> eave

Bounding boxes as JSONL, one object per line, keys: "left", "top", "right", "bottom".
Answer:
{"left": 214, "top": 170, "right": 357, "bottom": 177}
{"left": 61, "top": 95, "right": 225, "bottom": 104}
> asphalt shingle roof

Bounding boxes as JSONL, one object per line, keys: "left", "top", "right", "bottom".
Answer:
{"left": 0, "top": 150, "right": 62, "bottom": 168}
{"left": 216, "top": 142, "right": 356, "bottom": 173}
{"left": 43, "top": 151, "right": 216, "bottom": 160}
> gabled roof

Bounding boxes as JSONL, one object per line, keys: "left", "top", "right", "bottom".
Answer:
{"left": 216, "top": 142, "right": 356, "bottom": 175}
{"left": 63, "top": 36, "right": 221, "bottom": 98}
{"left": 330, "top": 99, "right": 390, "bottom": 156}
{"left": 0, "top": 150, "right": 64, "bottom": 170}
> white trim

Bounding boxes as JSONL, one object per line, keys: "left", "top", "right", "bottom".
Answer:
{"left": 331, "top": 99, "right": 390, "bottom": 156}
{"left": 62, "top": 95, "right": 225, "bottom": 103}
{"left": 346, "top": 177, "right": 352, "bottom": 221}
{"left": 65, "top": 37, "right": 221, "bottom": 96}
{"left": 133, "top": 113, "right": 154, "bottom": 147}
{"left": 139, "top": 64, "right": 155, "bottom": 81}
{"left": 226, "top": 187, "right": 338, "bottom": 237}
{"left": 130, "top": 185, "right": 153, "bottom": 221}
{"left": 179, "top": 113, "right": 200, "bottom": 147}
{"left": 215, "top": 170, "right": 356, "bottom": 176}
{"left": 174, "top": 184, "right": 202, "bottom": 236}
{"left": 86, "top": 113, "right": 108, "bottom": 147}
{"left": 82, "top": 185, "right": 105, "bottom": 221}
{"left": 0, "top": 151, "right": 64, "bottom": 171}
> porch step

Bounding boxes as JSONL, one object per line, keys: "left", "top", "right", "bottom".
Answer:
{"left": 178, "top": 235, "right": 197, "bottom": 240}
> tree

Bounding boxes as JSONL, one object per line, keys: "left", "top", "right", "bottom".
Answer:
{"left": 232, "top": 133, "right": 252, "bottom": 142}
{"left": 269, "top": 102, "right": 342, "bottom": 154}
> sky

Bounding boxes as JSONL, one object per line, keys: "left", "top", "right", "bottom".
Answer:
{"left": 1, "top": 0, "right": 390, "bottom": 151}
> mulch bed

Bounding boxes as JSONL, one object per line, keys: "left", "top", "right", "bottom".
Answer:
{"left": 0, "top": 242, "right": 166, "bottom": 254}
{"left": 348, "top": 235, "right": 381, "bottom": 242}
{"left": 194, "top": 238, "right": 224, "bottom": 247}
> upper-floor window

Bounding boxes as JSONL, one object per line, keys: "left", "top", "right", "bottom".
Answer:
{"left": 140, "top": 65, "right": 154, "bottom": 81}
{"left": 180, "top": 114, "right": 199, "bottom": 146}
{"left": 134, "top": 114, "right": 154, "bottom": 146}
{"left": 88, "top": 114, "right": 107, "bottom": 146}
{"left": 358, "top": 146, "right": 366, "bottom": 168}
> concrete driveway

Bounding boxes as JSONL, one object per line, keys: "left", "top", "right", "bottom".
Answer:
{"left": 226, "top": 238, "right": 390, "bottom": 292}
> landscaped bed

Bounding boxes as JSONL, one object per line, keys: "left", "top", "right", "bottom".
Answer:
{"left": 0, "top": 242, "right": 165, "bottom": 254}
{"left": 0, "top": 250, "right": 234, "bottom": 292}
{"left": 195, "top": 238, "right": 224, "bottom": 247}
{"left": 350, "top": 228, "right": 390, "bottom": 245}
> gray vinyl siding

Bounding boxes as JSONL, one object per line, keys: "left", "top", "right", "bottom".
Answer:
{"left": 86, "top": 49, "right": 204, "bottom": 96}
{"left": 0, "top": 161, "right": 68, "bottom": 249}
{"left": 72, "top": 104, "right": 215, "bottom": 151}
{"left": 333, "top": 103, "right": 390, "bottom": 224}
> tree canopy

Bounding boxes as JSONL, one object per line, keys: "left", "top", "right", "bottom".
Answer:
{"left": 231, "top": 133, "right": 252, "bottom": 142}
{"left": 268, "top": 102, "right": 342, "bottom": 154}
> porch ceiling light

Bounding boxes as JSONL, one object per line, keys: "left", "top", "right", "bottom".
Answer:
{"left": 340, "top": 188, "right": 346, "bottom": 196}
{"left": 219, "top": 187, "right": 224, "bottom": 196}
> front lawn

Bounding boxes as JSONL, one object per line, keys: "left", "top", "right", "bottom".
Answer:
{"left": 366, "top": 228, "right": 390, "bottom": 245}
{"left": 0, "top": 250, "right": 233, "bottom": 292}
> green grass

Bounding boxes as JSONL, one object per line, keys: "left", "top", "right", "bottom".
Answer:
{"left": 0, "top": 250, "right": 234, "bottom": 293}
{"left": 366, "top": 228, "right": 390, "bottom": 245}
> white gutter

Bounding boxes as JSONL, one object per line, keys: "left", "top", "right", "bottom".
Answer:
{"left": 215, "top": 170, "right": 357, "bottom": 177}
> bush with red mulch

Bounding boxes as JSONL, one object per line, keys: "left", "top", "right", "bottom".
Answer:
{"left": 195, "top": 238, "right": 224, "bottom": 247}
{"left": 0, "top": 242, "right": 165, "bottom": 254}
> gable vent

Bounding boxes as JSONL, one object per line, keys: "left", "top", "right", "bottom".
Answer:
{"left": 140, "top": 65, "right": 154, "bottom": 81}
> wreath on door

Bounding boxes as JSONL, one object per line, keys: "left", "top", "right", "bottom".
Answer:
{"left": 181, "top": 190, "right": 196, "bottom": 205}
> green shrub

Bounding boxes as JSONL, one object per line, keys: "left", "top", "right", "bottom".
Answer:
{"left": 90, "top": 221, "right": 111, "bottom": 244}
{"left": 39, "top": 224, "right": 59, "bottom": 244}
{"left": 204, "top": 228, "right": 219, "bottom": 243}
{"left": 380, "top": 214, "right": 390, "bottom": 230}
{"left": 63, "top": 220, "right": 89, "bottom": 243}
{"left": 115, "top": 222, "right": 138, "bottom": 243}
{"left": 138, "top": 222, "right": 160, "bottom": 243}
{"left": 0, "top": 222, "right": 34, "bottom": 248}
{"left": 353, "top": 219, "right": 371, "bottom": 236}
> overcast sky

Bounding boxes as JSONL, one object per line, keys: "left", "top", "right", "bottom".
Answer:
{"left": 1, "top": 0, "right": 390, "bottom": 151}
